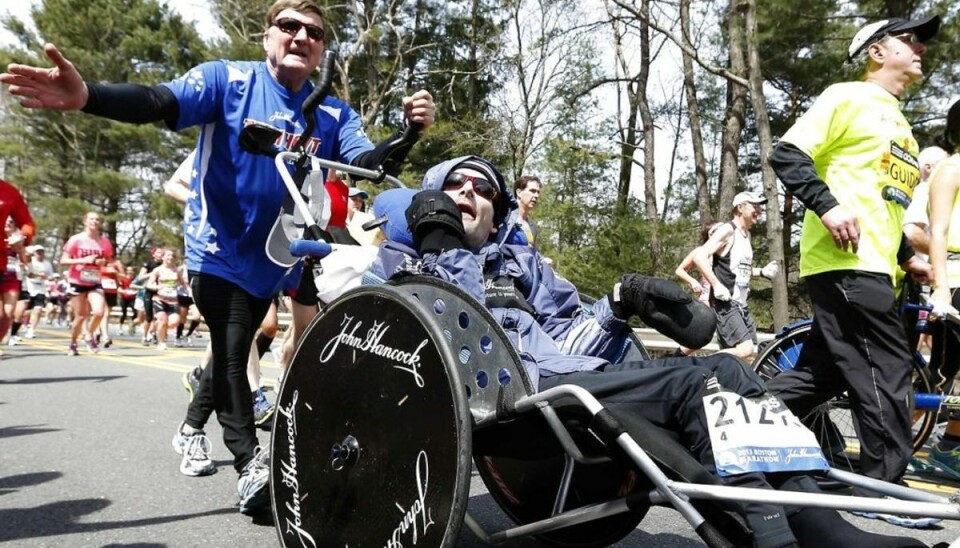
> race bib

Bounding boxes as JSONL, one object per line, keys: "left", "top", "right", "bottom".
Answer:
{"left": 100, "top": 278, "right": 117, "bottom": 290}
{"left": 880, "top": 140, "right": 920, "bottom": 208}
{"left": 79, "top": 268, "right": 101, "bottom": 284}
{"left": 703, "top": 379, "right": 829, "bottom": 476}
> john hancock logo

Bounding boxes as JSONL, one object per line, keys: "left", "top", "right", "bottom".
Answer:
{"left": 320, "top": 314, "right": 430, "bottom": 387}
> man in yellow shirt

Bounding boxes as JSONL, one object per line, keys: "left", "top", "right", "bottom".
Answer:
{"left": 765, "top": 15, "right": 938, "bottom": 528}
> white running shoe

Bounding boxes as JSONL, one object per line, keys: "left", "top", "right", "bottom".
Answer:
{"left": 237, "top": 448, "right": 271, "bottom": 515}
{"left": 179, "top": 434, "right": 216, "bottom": 477}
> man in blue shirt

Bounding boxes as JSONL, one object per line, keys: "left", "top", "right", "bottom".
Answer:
{"left": 1, "top": 0, "right": 435, "bottom": 515}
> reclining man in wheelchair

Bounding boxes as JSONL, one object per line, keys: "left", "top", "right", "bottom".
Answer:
{"left": 364, "top": 155, "right": 938, "bottom": 548}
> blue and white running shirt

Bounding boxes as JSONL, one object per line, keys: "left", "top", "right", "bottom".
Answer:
{"left": 162, "top": 60, "right": 374, "bottom": 298}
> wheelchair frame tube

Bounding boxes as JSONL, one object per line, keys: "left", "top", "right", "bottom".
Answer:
{"left": 463, "top": 496, "right": 636, "bottom": 544}
{"left": 273, "top": 152, "right": 406, "bottom": 234}
{"left": 516, "top": 387, "right": 711, "bottom": 530}
{"left": 670, "top": 482, "right": 960, "bottom": 519}
{"left": 824, "top": 467, "right": 949, "bottom": 504}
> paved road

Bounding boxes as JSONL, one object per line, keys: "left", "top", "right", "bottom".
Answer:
{"left": 2, "top": 326, "right": 959, "bottom": 547}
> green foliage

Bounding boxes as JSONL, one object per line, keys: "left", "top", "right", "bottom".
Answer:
{"left": 0, "top": 0, "right": 208, "bottom": 263}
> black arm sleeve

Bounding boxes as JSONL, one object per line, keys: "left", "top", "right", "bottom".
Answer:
{"left": 768, "top": 141, "right": 839, "bottom": 217}
{"left": 897, "top": 233, "right": 916, "bottom": 265}
{"left": 81, "top": 82, "right": 180, "bottom": 128}
{"left": 350, "top": 126, "right": 415, "bottom": 177}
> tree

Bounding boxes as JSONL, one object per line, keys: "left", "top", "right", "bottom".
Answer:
{"left": 742, "top": 0, "right": 788, "bottom": 327}
{"left": 679, "top": 0, "right": 712, "bottom": 227}
{"left": 0, "top": 0, "right": 208, "bottom": 260}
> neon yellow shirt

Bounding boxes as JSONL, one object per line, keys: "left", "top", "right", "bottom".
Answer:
{"left": 781, "top": 81, "right": 920, "bottom": 280}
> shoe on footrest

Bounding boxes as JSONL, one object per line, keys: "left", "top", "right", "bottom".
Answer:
{"left": 850, "top": 496, "right": 941, "bottom": 529}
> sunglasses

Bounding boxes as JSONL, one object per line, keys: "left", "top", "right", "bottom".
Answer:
{"left": 887, "top": 32, "right": 920, "bottom": 46}
{"left": 273, "top": 18, "right": 325, "bottom": 41}
{"left": 443, "top": 172, "right": 499, "bottom": 201}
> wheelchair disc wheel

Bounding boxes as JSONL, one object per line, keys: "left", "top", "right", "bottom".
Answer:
{"left": 753, "top": 324, "right": 937, "bottom": 473}
{"left": 270, "top": 286, "right": 471, "bottom": 548}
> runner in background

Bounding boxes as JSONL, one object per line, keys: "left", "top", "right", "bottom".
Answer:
{"left": 61, "top": 211, "right": 113, "bottom": 355}
{"left": 2, "top": 219, "right": 29, "bottom": 348}
{"left": 98, "top": 254, "right": 125, "bottom": 348}
{"left": 145, "top": 248, "right": 189, "bottom": 351}
{"left": 0, "top": 179, "right": 36, "bottom": 351}
{"left": 24, "top": 245, "right": 53, "bottom": 339}
{"left": 137, "top": 246, "right": 163, "bottom": 346}
{"left": 117, "top": 265, "right": 140, "bottom": 336}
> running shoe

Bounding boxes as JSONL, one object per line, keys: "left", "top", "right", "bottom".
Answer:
{"left": 7, "top": 335, "right": 20, "bottom": 347}
{"left": 172, "top": 423, "right": 216, "bottom": 477}
{"left": 182, "top": 367, "right": 202, "bottom": 402}
{"left": 84, "top": 337, "right": 99, "bottom": 354}
{"left": 67, "top": 342, "right": 79, "bottom": 356}
{"left": 850, "top": 496, "right": 942, "bottom": 528}
{"left": 237, "top": 448, "right": 271, "bottom": 515}
{"left": 929, "top": 443, "right": 960, "bottom": 481}
{"left": 102, "top": 337, "right": 112, "bottom": 349}
{"left": 172, "top": 422, "right": 190, "bottom": 455}
{"left": 24, "top": 327, "right": 35, "bottom": 339}
{"left": 253, "top": 389, "right": 274, "bottom": 427}
{"left": 174, "top": 336, "right": 183, "bottom": 348}
{"left": 157, "top": 342, "right": 168, "bottom": 352}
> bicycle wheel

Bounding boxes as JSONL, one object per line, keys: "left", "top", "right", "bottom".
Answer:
{"left": 752, "top": 324, "right": 936, "bottom": 472}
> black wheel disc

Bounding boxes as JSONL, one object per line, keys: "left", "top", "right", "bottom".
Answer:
{"left": 270, "top": 285, "right": 472, "bottom": 548}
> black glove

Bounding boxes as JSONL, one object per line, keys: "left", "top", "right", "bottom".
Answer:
{"left": 610, "top": 274, "right": 716, "bottom": 349}
{"left": 404, "top": 190, "right": 466, "bottom": 255}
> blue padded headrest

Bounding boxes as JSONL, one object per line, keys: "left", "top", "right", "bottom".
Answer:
{"left": 372, "top": 187, "right": 417, "bottom": 247}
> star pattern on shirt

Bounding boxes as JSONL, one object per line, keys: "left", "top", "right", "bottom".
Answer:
{"left": 205, "top": 241, "right": 220, "bottom": 255}
{"left": 184, "top": 70, "right": 204, "bottom": 93}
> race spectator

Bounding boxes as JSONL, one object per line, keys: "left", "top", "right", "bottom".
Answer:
{"left": 513, "top": 175, "right": 543, "bottom": 246}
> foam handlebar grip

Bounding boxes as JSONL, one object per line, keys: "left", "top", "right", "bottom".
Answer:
{"left": 289, "top": 240, "right": 332, "bottom": 258}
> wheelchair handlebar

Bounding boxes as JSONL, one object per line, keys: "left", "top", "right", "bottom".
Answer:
{"left": 295, "top": 49, "right": 338, "bottom": 153}
{"left": 290, "top": 239, "right": 333, "bottom": 258}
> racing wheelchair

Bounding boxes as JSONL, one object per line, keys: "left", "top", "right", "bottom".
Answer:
{"left": 242, "top": 53, "right": 960, "bottom": 548}
{"left": 268, "top": 274, "right": 960, "bottom": 548}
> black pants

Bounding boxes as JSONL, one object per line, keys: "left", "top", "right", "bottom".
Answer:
{"left": 540, "top": 354, "right": 795, "bottom": 548}
{"left": 765, "top": 271, "right": 912, "bottom": 485}
{"left": 928, "top": 288, "right": 960, "bottom": 389}
{"left": 185, "top": 273, "right": 271, "bottom": 473}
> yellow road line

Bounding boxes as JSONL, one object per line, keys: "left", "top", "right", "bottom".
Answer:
{"left": 20, "top": 327, "right": 279, "bottom": 385}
